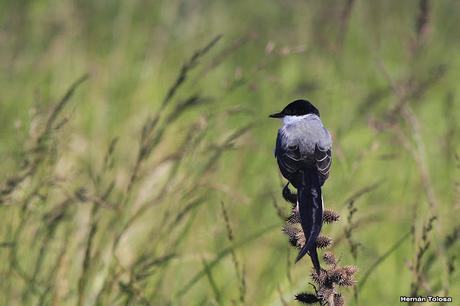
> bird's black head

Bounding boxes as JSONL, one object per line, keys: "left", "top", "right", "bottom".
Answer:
{"left": 269, "top": 99, "right": 320, "bottom": 118}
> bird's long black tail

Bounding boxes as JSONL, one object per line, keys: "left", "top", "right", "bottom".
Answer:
{"left": 295, "top": 170, "right": 323, "bottom": 274}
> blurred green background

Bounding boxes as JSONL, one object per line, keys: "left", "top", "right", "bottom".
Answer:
{"left": 1, "top": 0, "right": 459, "bottom": 305}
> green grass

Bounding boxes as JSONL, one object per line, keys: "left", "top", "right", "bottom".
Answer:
{"left": 1, "top": 0, "right": 460, "bottom": 305}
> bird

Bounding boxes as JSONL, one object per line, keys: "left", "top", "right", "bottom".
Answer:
{"left": 270, "top": 99, "right": 332, "bottom": 274}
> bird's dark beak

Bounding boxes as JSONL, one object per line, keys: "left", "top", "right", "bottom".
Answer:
{"left": 269, "top": 112, "right": 283, "bottom": 118}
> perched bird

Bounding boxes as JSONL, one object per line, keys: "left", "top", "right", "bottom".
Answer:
{"left": 270, "top": 99, "right": 332, "bottom": 273}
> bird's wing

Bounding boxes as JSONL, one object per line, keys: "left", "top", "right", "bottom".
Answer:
{"left": 275, "top": 130, "right": 303, "bottom": 187}
{"left": 314, "top": 143, "right": 332, "bottom": 187}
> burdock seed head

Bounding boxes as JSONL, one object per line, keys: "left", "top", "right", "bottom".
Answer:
{"left": 334, "top": 293, "right": 345, "bottom": 306}
{"left": 338, "top": 276, "right": 356, "bottom": 287}
{"left": 282, "top": 224, "right": 300, "bottom": 247}
{"left": 323, "top": 251, "right": 337, "bottom": 266}
{"left": 323, "top": 209, "right": 340, "bottom": 223}
{"left": 343, "top": 265, "right": 359, "bottom": 276}
{"left": 310, "top": 269, "right": 327, "bottom": 285}
{"left": 317, "top": 286, "right": 334, "bottom": 301}
{"left": 327, "top": 268, "right": 346, "bottom": 284}
{"left": 316, "top": 235, "right": 332, "bottom": 249}
{"left": 287, "top": 211, "right": 301, "bottom": 224}
{"left": 296, "top": 231, "right": 306, "bottom": 247}
{"left": 295, "top": 292, "right": 319, "bottom": 304}
{"left": 327, "top": 267, "right": 357, "bottom": 287}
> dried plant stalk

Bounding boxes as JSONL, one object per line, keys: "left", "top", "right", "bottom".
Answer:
{"left": 281, "top": 186, "right": 358, "bottom": 305}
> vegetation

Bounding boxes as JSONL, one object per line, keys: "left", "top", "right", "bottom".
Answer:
{"left": 0, "top": 1, "right": 459, "bottom": 305}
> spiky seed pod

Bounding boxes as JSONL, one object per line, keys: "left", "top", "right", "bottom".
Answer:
{"left": 317, "top": 287, "right": 334, "bottom": 301}
{"left": 316, "top": 235, "right": 332, "bottom": 249}
{"left": 337, "top": 274, "right": 356, "bottom": 287}
{"left": 282, "top": 225, "right": 300, "bottom": 247}
{"left": 280, "top": 185, "right": 357, "bottom": 304}
{"left": 339, "top": 277, "right": 356, "bottom": 287}
{"left": 323, "top": 209, "right": 340, "bottom": 223}
{"left": 327, "top": 268, "right": 345, "bottom": 284}
{"left": 333, "top": 293, "right": 345, "bottom": 306}
{"left": 343, "top": 265, "right": 359, "bottom": 276}
{"left": 323, "top": 251, "right": 337, "bottom": 266}
{"left": 295, "top": 292, "right": 319, "bottom": 304}
{"left": 282, "top": 224, "right": 299, "bottom": 236}
{"left": 328, "top": 267, "right": 356, "bottom": 287}
{"left": 296, "top": 231, "right": 306, "bottom": 247}
{"left": 287, "top": 212, "right": 300, "bottom": 224}
{"left": 311, "top": 269, "right": 327, "bottom": 285}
